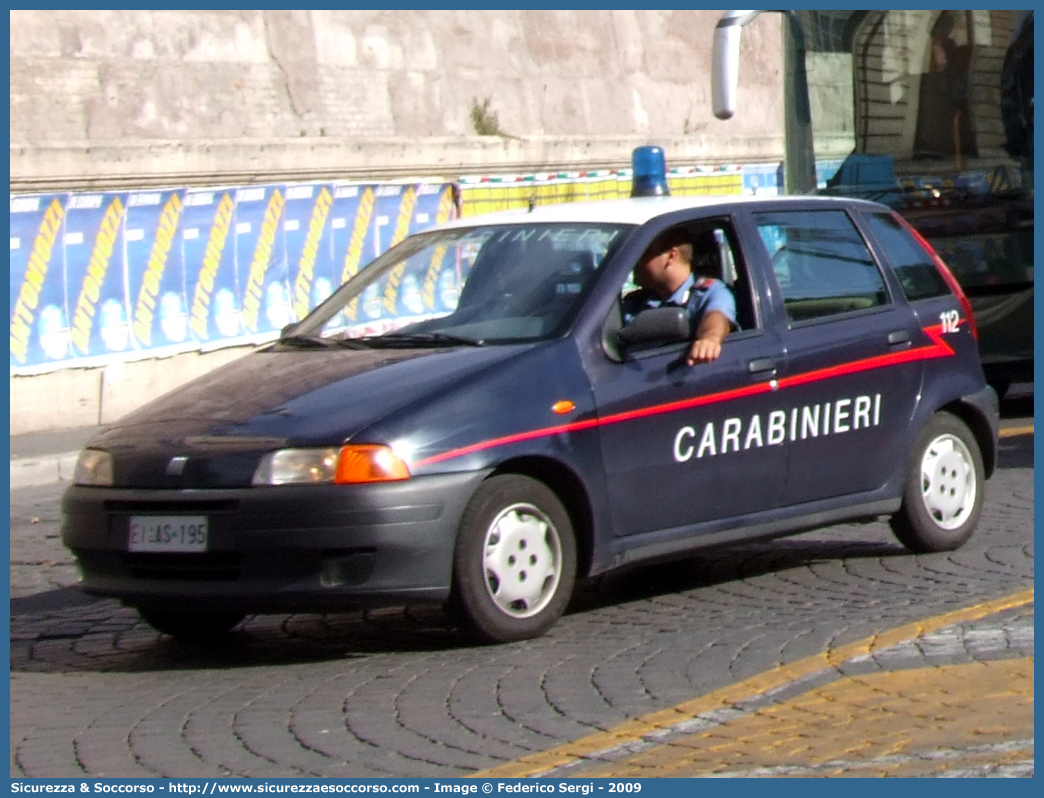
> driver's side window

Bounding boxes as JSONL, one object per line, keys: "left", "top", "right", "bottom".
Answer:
{"left": 617, "top": 220, "right": 756, "bottom": 332}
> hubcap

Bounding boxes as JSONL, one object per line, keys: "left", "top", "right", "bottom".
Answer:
{"left": 482, "top": 503, "right": 561, "bottom": 619}
{"left": 919, "top": 433, "right": 976, "bottom": 530}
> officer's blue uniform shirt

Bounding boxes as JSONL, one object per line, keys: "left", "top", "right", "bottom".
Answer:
{"left": 623, "top": 274, "right": 738, "bottom": 331}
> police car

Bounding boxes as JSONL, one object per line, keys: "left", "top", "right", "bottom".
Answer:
{"left": 62, "top": 152, "right": 999, "bottom": 644}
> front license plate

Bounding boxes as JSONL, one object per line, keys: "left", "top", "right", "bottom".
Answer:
{"left": 128, "top": 516, "right": 209, "bottom": 553}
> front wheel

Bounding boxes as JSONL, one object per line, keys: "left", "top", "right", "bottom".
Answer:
{"left": 450, "top": 475, "right": 576, "bottom": 644}
{"left": 890, "top": 412, "right": 985, "bottom": 553}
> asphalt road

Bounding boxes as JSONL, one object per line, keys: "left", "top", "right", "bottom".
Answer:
{"left": 9, "top": 390, "right": 1034, "bottom": 778}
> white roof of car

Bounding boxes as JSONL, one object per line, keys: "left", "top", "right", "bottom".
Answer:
{"left": 437, "top": 193, "right": 868, "bottom": 229}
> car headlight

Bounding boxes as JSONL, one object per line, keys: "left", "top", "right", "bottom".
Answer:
{"left": 252, "top": 446, "right": 411, "bottom": 486}
{"left": 73, "top": 449, "right": 113, "bottom": 486}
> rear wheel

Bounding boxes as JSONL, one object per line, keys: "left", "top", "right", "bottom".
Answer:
{"left": 890, "top": 412, "right": 984, "bottom": 553}
{"left": 138, "top": 609, "right": 244, "bottom": 639}
{"left": 450, "top": 475, "right": 576, "bottom": 644}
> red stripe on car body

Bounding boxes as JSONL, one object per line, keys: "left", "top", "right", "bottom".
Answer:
{"left": 413, "top": 324, "right": 956, "bottom": 469}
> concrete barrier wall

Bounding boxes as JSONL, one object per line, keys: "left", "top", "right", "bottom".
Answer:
{"left": 10, "top": 10, "right": 788, "bottom": 191}
{"left": 10, "top": 345, "right": 255, "bottom": 434}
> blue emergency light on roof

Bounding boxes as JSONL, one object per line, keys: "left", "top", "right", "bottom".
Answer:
{"left": 630, "top": 145, "right": 670, "bottom": 197}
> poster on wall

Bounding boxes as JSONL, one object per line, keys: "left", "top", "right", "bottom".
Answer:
{"left": 181, "top": 187, "right": 239, "bottom": 346}
{"left": 9, "top": 193, "right": 69, "bottom": 370}
{"left": 233, "top": 184, "right": 291, "bottom": 338}
{"left": 64, "top": 192, "right": 131, "bottom": 362}
{"left": 10, "top": 179, "right": 458, "bottom": 374}
{"left": 125, "top": 189, "right": 188, "bottom": 352}
{"left": 281, "top": 183, "right": 337, "bottom": 323}
{"left": 9, "top": 193, "right": 72, "bottom": 371}
{"left": 326, "top": 184, "right": 372, "bottom": 331}
{"left": 367, "top": 183, "right": 419, "bottom": 323}
{"left": 413, "top": 184, "right": 461, "bottom": 315}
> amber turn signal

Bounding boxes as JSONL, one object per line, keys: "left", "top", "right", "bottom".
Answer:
{"left": 335, "top": 445, "right": 412, "bottom": 483}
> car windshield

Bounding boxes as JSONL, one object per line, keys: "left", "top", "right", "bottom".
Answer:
{"left": 287, "top": 221, "right": 630, "bottom": 346}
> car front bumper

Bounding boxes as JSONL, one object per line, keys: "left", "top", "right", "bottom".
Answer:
{"left": 60, "top": 470, "right": 488, "bottom": 614}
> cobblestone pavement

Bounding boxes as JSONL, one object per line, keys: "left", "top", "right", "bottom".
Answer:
{"left": 478, "top": 599, "right": 1034, "bottom": 778}
{"left": 9, "top": 430, "right": 1034, "bottom": 778}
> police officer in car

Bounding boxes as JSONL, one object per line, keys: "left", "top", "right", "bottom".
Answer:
{"left": 622, "top": 228, "right": 737, "bottom": 365}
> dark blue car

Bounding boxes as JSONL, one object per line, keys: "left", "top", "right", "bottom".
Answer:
{"left": 62, "top": 193, "right": 999, "bottom": 643}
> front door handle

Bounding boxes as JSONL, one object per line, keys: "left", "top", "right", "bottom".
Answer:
{"left": 748, "top": 357, "right": 777, "bottom": 378}
{"left": 888, "top": 329, "right": 912, "bottom": 347}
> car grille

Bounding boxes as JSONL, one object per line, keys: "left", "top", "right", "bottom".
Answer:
{"left": 122, "top": 552, "right": 241, "bottom": 581}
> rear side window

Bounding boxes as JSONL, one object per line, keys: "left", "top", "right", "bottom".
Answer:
{"left": 863, "top": 212, "right": 949, "bottom": 301}
{"left": 754, "top": 210, "right": 889, "bottom": 323}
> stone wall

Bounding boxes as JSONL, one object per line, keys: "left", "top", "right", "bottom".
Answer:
{"left": 9, "top": 9, "right": 787, "bottom": 191}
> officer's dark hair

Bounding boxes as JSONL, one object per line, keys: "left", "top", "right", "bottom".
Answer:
{"left": 646, "top": 227, "right": 693, "bottom": 264}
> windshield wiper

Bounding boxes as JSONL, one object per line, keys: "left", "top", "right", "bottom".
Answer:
{"left": 355, "top": 332, "right": 485, "bottom": 348}
{"left": 278, "top": 335, "right": 372, "bottom": 350}
{"left": 277, "top": 335, "right": 333, "bottom": 348}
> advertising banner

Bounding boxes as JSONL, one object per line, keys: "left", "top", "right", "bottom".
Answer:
{"left": 10, "top": 181, "right": 460, "bottom": 375}
{"left": 283, "top": 183, "right": 337, "bottom": 322}
{"left": 329, "top": 184, "right": 372, "bottom": 291}
{"left": 65, "top": 192, "right": 131, "bottom": 362}
{"left": 125, "top": 189, "right": 188, "bottom": 352}
{"left": 417, "top": 184, "right": 462, "bottom": 316}
{"left": 182, "top": 188, "right": 239, "bottom": 347}
{"left": 10, "top": 193, "right": 69, "bottom": 369}
{"left": 234, "top": 184, "right": 291, "bottom": 338}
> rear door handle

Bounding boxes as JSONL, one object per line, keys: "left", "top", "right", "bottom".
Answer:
{"left": 888, "top": 329, "right": 911, "bottom": 347}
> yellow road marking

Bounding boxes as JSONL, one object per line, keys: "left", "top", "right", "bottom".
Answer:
{"left": 999, "top": 425, "right": 1033, "bottom": 438}
{"left": 473, "top": 588, "right": 1034, "bottom": 778}
{"left": 576, "top": 657, "right": 1034, "bottom": 777}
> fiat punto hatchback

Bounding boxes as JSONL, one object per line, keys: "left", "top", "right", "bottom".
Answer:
{"left": 62, "top": 191, "right": 999, "bottom": 643}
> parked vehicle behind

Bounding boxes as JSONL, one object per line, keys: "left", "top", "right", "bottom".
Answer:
{"left": 899, "top": 188, "right": 1033, "bottom": 396}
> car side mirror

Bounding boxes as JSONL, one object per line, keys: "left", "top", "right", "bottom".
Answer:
{"left": 615, "top": 306, "right": 690, "bottom": 349}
